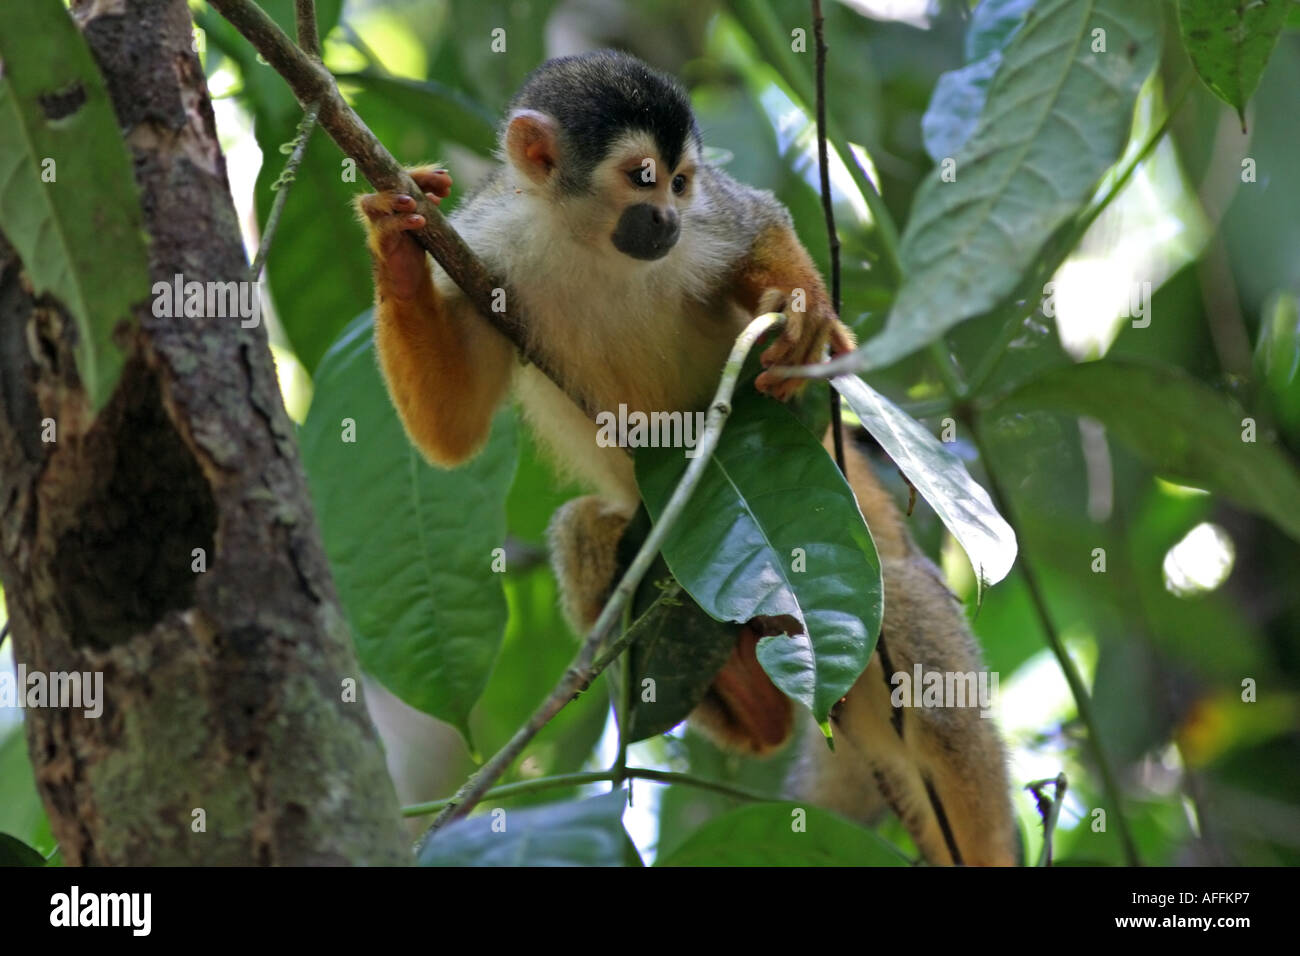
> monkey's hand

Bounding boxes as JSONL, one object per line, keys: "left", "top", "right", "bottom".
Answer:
{"left": 753, "top": 288, "right": 856, "bottom": 401}
{"left": 354, "top": 165, "right": 452, "bottom": 300}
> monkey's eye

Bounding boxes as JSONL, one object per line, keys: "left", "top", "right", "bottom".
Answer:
{"left": 671, "top": 174, "right": 688, "bottom": 195}
{"left": 627, "top": 169, "right": 655, "bottom": 188}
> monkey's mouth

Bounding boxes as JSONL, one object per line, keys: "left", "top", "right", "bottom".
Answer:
{"left": 611, "top": 230, "right": 678, "bottom": 261}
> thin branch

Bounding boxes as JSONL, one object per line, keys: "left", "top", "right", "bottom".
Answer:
{"left": 403, "top": 766, "right": 772, "bottom": 818}
{"left": 967, "top": 417, "right": 1140, "bottom": 867}
{"left": 205, "top": 0, "right": 587, "bottom": 416}
{"left": 809, "top": 0, "right": 847, "bottom": 477}
{"left": 1026, "top": 773, "right": 1068, "bottom": 867}
{"left": 294, "top": 0, "right": 321, "bottom": 59}
{"left": 418, "top": 315, "right": 781, "bottom": 845}
{"left": 248, "top": 105, "right": 319, "bottom": 282}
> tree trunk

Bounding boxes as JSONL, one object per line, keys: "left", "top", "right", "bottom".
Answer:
{"left": 0, "top": 0, "right": 408, "bottom": 865}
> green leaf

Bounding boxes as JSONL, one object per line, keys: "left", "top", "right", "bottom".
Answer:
{"left": 634, "top": 387, "right": 882, "bottom": 723}
{"left": 337, "top": 72, "right": 497, "bottom": 156}
{"left": 997, "top": 360, "right": 1300, "bottom": 544}
{"left": 1256, "top": 291, "right": 1300, "bottom": 436}
{"left": 417, "top": 789, "right": 640, "bottom": 866}
{"left": 922, "top": 0, "right": 1036, "bottom": 161}
{"left": 857, "top": 0, "right": 1161, "bottom": 372}
{"left": 0, "top": 0, "right": 150, "bottom": 411}
{"left": 609, "top": 533, "right": 739, "bottom": 743}
{"left": 299, "top": 314, "right": 518, "bottom": 740}
{"left": 834, "top": 375, "right": 1017, "bottom": 588}
{"left": 655, "top": 802, "right": 908, "bottom": 866}
{"left": 0, "top": 832, "right": 46, "bottom": 867}
{"left": 0, "top": 723, "right": 49, "bottom": 851}
{"left": 254, "top": 121, "right": 374, "bottom": 373}
{"left": 1178, "top": 0, "right": 1291, "bottom": 127}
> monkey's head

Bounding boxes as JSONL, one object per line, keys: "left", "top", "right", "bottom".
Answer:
{"left": 502, "top": 50, "right": 701, "bottom": 263}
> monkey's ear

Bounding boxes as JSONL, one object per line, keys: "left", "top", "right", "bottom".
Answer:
{"left": 505, "top": 109, "right": 560, "bottom": 184}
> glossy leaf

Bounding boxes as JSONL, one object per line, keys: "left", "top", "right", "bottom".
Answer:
{"left": 856, "top": 0, "right": 1160, "bottom": 372}
{"left": 998, "top": 360, "right": 1300, "bottom": 544}
{"left": 0, "top": 0, "right": 150, "bottom": 410}
{"left": 299, "top": 314, "right": 518, "bottom": 740}
{"left": 655, "top": 802, "right": 908, "bottom": 866}
{"left": 417, "top": 789, "right": 640, "bottom": 866}
{"left": 835, "top": 374, "right": 1017, "bottom": 587}
{"left": 1178, "top": 0, "right": 1290, "bottom": 126}
{"left": 635, "top": 387, "right": 882, "bottom": 723}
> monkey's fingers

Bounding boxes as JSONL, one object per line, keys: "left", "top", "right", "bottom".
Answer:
{"left": 407, "top": 164, "right": 453, "bottom": 199}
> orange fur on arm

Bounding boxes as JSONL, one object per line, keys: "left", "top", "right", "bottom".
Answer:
{"left": 370, "top": 260, "right": 514, "bottom": 467}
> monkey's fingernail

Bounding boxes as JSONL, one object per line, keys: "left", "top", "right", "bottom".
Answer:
{"left": 404, "top": 214, "right": 425, "bottom": 227}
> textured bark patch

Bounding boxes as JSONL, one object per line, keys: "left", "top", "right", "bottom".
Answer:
{"left": 51, "top": 361, "right": 215, "bottom": 649}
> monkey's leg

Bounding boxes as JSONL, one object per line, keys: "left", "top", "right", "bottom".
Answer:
{"left": 356, "top": 166, "right": 513, "bottom": 466}
{"left": 547, "top": 497, "right": 793, "bottom": 754}
{"left": 794, "top": 555, "right": 1020, "bottom": 866}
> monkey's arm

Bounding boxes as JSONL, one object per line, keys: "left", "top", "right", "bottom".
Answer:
{"left": 703, "top": 173, "right": 855, "bottom": 399}
{"left": 356, "top": 166, "right": 514, "bottom": 466}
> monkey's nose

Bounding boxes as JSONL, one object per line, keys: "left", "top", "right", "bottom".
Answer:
{"left": 650, "top": 207, "right": 678, "bottom": 229}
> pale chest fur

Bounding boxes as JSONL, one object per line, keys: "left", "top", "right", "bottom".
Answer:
{"left": 446, "top": 184, "right": 750, "bottom": 505}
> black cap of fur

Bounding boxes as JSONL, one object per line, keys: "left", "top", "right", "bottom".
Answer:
{"left": 506, "top": 50, "right": 700, "bottom": 192}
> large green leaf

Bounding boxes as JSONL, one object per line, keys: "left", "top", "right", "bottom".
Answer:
{"left": 608, "top": 530, "right": 739, "bottom": 743}
{"left": 299, "top": 314, "right": 518, "bottom": 740}
{"left": 655, "top": 802, "right": 908, "bottom": 866}
{"left": 0, "top": 832, "right": 46, "bottom": 867}
{"left": 922, "top": 0, "right": 1036, "bottom": 162}
{"left": 855, "top": 0, "right": 1161, "bottom": 372}
{"left": 1178, "top": 0, "right": 1291, "bottom": 126}
{"left": 997, "top": 360, "right": 1300, "bottom": 543}
{"left": 417, "top": 789, "right": 640, "bottom": 866}
{"left": 0, "top": 724, "right": 48, "bottom": 855}
{"left": 835, "top": 375, "right": 1017, "bottom": 588}
{"left": 635, "top": 387, "right": 882, "bottom": 724}
{"left": 0, "top": 0, "right": 150, "bottom": 411}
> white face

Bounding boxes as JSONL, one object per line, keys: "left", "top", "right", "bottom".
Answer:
{"left": 575, "top": 130, "right": 700, "bottom": 262}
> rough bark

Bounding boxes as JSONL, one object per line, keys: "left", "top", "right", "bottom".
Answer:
{"left": 0, "top": 0, "right": 408, "bottom": 864}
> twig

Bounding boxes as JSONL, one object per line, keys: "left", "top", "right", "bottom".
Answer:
{"left": 403, "top": 766, "right": 772, "bottom": 818}
{"left": 418, "top": 316, "right": 781, "bottom": 843}
{"left": 968, "top": 418, "right": 1139, "bottom": 867}
{"left": 1026, "top": 773, "right": 1067, "bottom": 867}
{"left": 205, "top": 0, "right": 586, "bottom": 416}
{"left": 294, "top": 0, "right": 321, "bottom": 59}
{"left": 809, "top": 0, "right": 847, "bottom": 478}
{"left": 248, "top": 105, "right": 319, "bottom": 282}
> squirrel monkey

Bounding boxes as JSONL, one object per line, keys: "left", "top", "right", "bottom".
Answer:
{"left": 356, "top": 50, "right": 1017, "bottom": 865}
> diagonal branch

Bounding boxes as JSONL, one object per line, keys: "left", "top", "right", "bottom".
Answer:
{"left": 205, "top": 0, "right": 587, "bottom": 415}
